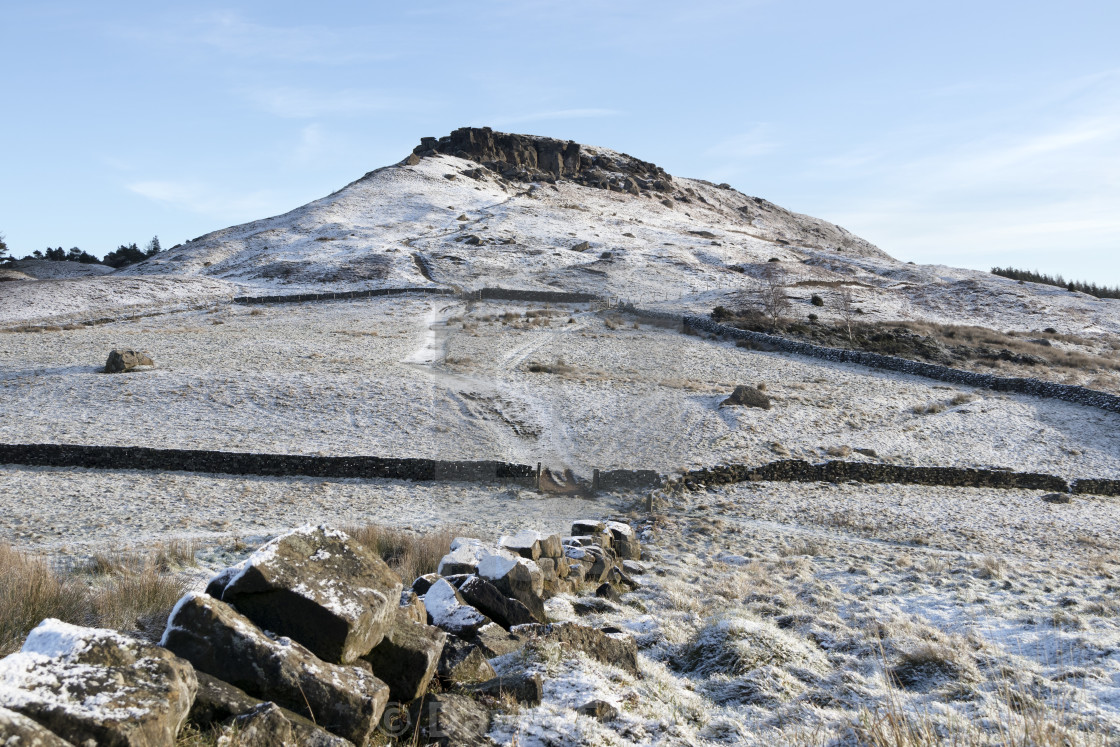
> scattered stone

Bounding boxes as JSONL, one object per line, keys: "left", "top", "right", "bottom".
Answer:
{"left": 854, "top": 447, "right": 879, "bottom": 458}
{"left": 161, "top": 593, "right": 387, "bottom": 745}
{"left": 217, "top": 525, "right": 403, "bottom": 664}
{"left": 572, "top": 597, "right": 619, "bottom": 616}
{"left": 228, "top": 702, "right": 296, "bottom": 747}
{"left": 409, "top": 693, "right": 491, "bottom": 747}
{"left": 456, "top": 214, "right": 469, "bottom": 221}
{"left": 103, "top": 349, "right": 154, "bottom": 373}
{"left": 362, "top": 618, "right": 447, "bottom": 703}
{"left": 437, "top": 638, "right": 496, "bottom": 684}
{"left": 721, "top": 385, "right": 772, "bottom": 409}
{"left": 399, "top": 590, "right": 427, "bottom": 625}
{"left": 461, "top": 672, "right": 543, "bottom": 705}
{"left": 0, "top": 619, "right": 197, "bottom": 747}
{"left": 187, "top": 673, "right": 348, "bottom": 747}
{"left": 423, "top": 579, "right": 492, "bottom": 637}
{"left": 467, "top": 623, "right": 526, "bottom": 658}
{"left": 403, "top": 153, "right": 421, "bottom": 166}
{"left": 1042, "top": 493, "right": 1072, "bottom": 504}
{"left": 477, "top": 554, "right": 545, "bottom": 622}
{"left": 516, "top": 622, "right": 640, "bottom": 677}
{"left": 571, "top": 520, "right": 606, "bottom": 537}
{"left": 571, "top": 241, "right": 590, "bottom": 252}
{"left": 0, "top": 705, "right": 74, "bottom": 747}
{"left": 576, "top": 699, "right": 619, "bottom": 722}
{"left": 458, "top": 576, "right": 534, "bottom": 630}
{"left": 499, "top": 530, "right": 542, "bottom": 560}
{"left": 595, "top": 583, "right": 621, "bottom": 602}
{"left": 622, "top": 560, "right": 646, "bottom": 575}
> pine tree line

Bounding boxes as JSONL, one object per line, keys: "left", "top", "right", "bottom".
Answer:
{"left": 991, "top": 267, "right": 1120, "bottom": 300}
{"left": 1, "top": 236, "right": 162, "bottom": 269}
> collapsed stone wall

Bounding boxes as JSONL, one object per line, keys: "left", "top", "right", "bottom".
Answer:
{"left": 682, "top": 315, "right": 1120, "bottom": 415}
{"left": 475, "top": 287, "right": 600, "bottom": 303}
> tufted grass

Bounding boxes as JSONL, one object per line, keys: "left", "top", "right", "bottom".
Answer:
{"left": 346, "top": 524, "right": 462, "bottom": 585}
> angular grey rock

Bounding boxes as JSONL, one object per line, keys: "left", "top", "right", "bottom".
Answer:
{"left": 437, "top": 538, "right": 488, "bottom": 576}
{"left": 499, "top": 530, "right": 541, "bottom": 560}
{"left": 422, "top": 579, "right": 491, "bottom": 637}
{"left": 461, "top": 672, "right": 542, "bottom": 705}
{"left": 437, "top": 638, "right": 496, "bottom": 684}
{"left": 515, "top": 622, "right": 640, "bottom": 677}
{"left": 477, "top": 554, "right": 545, "bottom": 623}
{"left": 412, "top": 573, "right": 441, "bottom": 596}
{"left": 399, "top": 590, "right": 427, "bottom": 626}
{"left": 466, "top": 623, "right": 526, "bottom": 659}
{"left": 0, "top": 619, "right": 196, "bottom": 747}
{"left": 409, "top": 693, "right": 491, "bottom": 747}
{"left": 576, "top": 699, "right": 619, "bottom": 721}
{"left": 229, "top": 702, "right": 296, "bottom": 747}
{"left": 538, "top": 534, "right": 563, "bottom": 559}
{"left": 622, "top": 560, "right": 646, "bottom": 575}
{"left": 571, "top": 520, "right": 606, "bottom": 537}
{"left": 362, "top": 618, "right": 446, "bottom": 703}
{"left": 0, "top": 706, "right": 74, "bottom": 747}
{"left": 457, "top": 576, "right": 534, "bottom": 630}
{"left": 103, "top": 349, "right": 154, "bottom": 373}
{"left": 571, "top": 241, "right": 591, "bottom": 252}
{"left": 187, "top": 673, "right": 349, "bottom": 747}
{"left": 595, "top": 583, "right": 621, "bottom": 602}
{"left": 218, "top": 525, "right": 402, "bottom": 664}
{"left": 161, "top": 593, "right": 387, "bottom": 745}
{"left": 1042, "top": 493, "right": 1072, "bottom": 504}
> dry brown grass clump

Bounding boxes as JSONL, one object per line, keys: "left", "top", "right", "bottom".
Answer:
{"left": 345, "top": 524, "right": 460, "bottom": 584}
{"left": 0, "top": 543, "right": 189, "bottom": 655}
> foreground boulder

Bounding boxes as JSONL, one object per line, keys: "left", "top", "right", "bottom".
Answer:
{"left": 0, "top": 619, "right": 197, "bottom": 747}
{"left": 437, "top": 638, "right": 496, "bottom": 684}
{"left": 437, "top": 538, "right": 489, "bottom": 576}
{"left": 161, "top": 593, "right": 387, "bottom": 745}
{"left": 461, "top": 672, "right": 543, "bottom": 706}
{"left": 213, "top": 525, "right": 402, "bottom": 664}
{"left": 362, "top": 617, "right": 447, "bottom": 702}
{"left": 477, "top": 554, "right": 545, "bottom": 622}
{"left": 228, "top": 703, "right": 296, "bottom": 747}
{"left": 103, "top": 349, "right": 154, "bottom": 373}
{"left": 0, "top": 705, "right": 75, "bottom": 746}
{"left": 188, "top": 672, "right": 350, "bottom": 747}
{"left": 422, "top": 579, "right": 491, "bottom": 637}
{"left": 458, "top": 576, "right": 534, "bottom": 630}
{"left": 517, "top": 622, "right": 641, "bottom": 677}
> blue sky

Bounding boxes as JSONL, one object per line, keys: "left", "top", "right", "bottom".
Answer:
{"left": 3, "top": 1, "right": 1118, "bottom": 283}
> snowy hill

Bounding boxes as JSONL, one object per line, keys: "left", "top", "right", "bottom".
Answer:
{"left": 4, "top": 126, "right": 1118, "bottom": 334}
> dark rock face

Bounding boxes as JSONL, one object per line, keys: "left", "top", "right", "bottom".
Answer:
{"left": 437, "top": 637, "right": 496, "bottom": 684}
{"left": 0, "top": 705, "right": 75, "bottom": 747}
{"left": 413, "top": 127, "right": 672, "bottom": 193}
{"left": 0, "top": 619, "right": 197, "bottom": 747}
{"left": 517, "top": 622, "right": 640, "bottom": 677}
{"left": 721, "top": 385, "right": 772, "bottom": 409}
{"left": 187, "top": 673, "right": 349, "bottom": 747}
{"left": 458, "top": 576, "right": 534, "bottom": 630}
{"left": 478, "top": 556, "right": 545, "bottom": 623}
{"left": 218, "top": 525, "right": 402, "bottom": 664}
{"left": 408, "top": 693, "right": 492, "bottom": 747}
{"left": 362, "top": 618, "right": 447, "bottom": 703}
{"left": 161, "top": 593, "right": 388, "bottom": 745}
{"left": 103, "top": 349, "right": 154, "bottom": 373}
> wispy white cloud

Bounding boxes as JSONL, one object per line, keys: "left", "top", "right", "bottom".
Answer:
{"left": 705, "top": 125, "right": 779, "bottom": 159}
{"left": 127, "top": 180, "right": 277, "bottom": 218}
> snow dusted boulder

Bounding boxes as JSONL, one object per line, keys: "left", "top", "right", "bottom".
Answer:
{"left": 188, "top": 672, "right": 349, "bottom": 747}
{"left": 477, "top": 553, "right": 545, "bottom": 623}
{"left": 571, "top": 520, "right": 606, "bottom": 537}
{"left": 0, "top": 619, "right": 197, "bottom": 747}
{"left": 622, "top": 560, "right": 646, "bottom": 575}
{"left": 228, "top": 702, "right": 296, "bottom": 747}
{"left": 457, "top": 576, "right": 534, "bottom": 630}
{"left": 436, "top": 537, "right": 489, "bottom": 576}
{"left": 399, "top": 590, "right": 427, "bottom": 626}
{"left": 161, "top": 593, "right": 388, "bottom": 745}
{"left": 422, "top": 579, "right": 491, "bottom": 637}
{"left": 516, "top": 622, "right": 640, "bottom": 677}
{"left": 499, "top": 530, "right": 542, "bottom": 560}
{"left": 467, "top": 623, "right": 526, "bottom": 659}
{"left": 0, "top": 705, "right": 75, "bottom": 746}
{"left": 362, "top": 618, "right": 446, "bottom": 702}
{"left": 606, "top": 521, "right": 642, "bottom": 560}
{"left": 217, "top": 524, "right": 402, "bottom": 664}
{"left": 103, "top": 349, "right": 154, "bottom": 374}
{"left": 462, "top": 672, "right": 543, "bottom": 705}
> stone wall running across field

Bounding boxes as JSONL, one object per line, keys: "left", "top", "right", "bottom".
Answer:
{"left": 232, "top": 287, "right": 453, "bottom": 305}
{"left": 678, "top": 314, "right": 1120, "bottom": 415}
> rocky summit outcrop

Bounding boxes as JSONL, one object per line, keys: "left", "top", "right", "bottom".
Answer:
{"left": 413, "top": 126, "right": 673, "bottom": 193}
{"left": 207, "top": 524, "right": 402, "bottom": 665}
{"left": 0, "top": 619, "right": 196, "bottom": 747}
